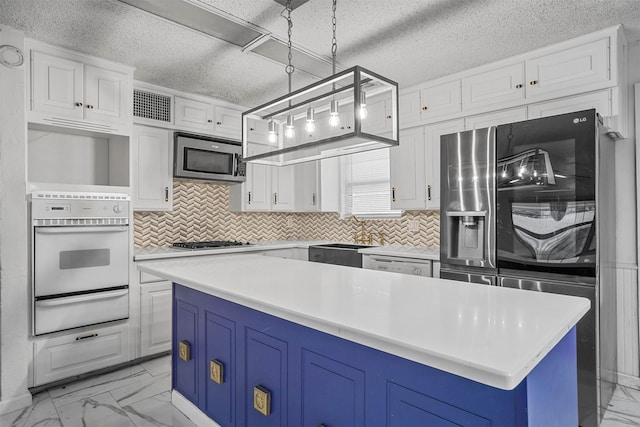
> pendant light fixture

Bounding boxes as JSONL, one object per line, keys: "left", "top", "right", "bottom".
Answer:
{"left": 242, "top": 0, "right": 399, "bottom": 166}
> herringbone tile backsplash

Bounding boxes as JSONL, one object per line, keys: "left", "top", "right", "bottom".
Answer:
{"left": 134, "top": 182, "right": 439, "bottom": 248}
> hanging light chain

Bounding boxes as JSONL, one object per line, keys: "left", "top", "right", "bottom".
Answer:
{"left": 331, "top": 0, "right": 337, "bottom": 75}
{"left": 284, "top": 0, "right": 294, "bottom": 94}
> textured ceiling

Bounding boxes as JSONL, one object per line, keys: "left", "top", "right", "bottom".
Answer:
{"left": 2, "top": 0, "right": 640, "bottom": 108}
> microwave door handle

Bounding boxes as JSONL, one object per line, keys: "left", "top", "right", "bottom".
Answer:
{"left": 233, "top": 153, "right": 239, "bottom": 176}
{"left": 35, "top": 226, "right": 129, "bottom": 235}
{"left": 36, "top": 289, "right": 129, "bottom": 306}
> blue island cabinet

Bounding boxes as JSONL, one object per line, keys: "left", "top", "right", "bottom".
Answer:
{"left": 173, "top": 284, "right": 578, "bottom": 427}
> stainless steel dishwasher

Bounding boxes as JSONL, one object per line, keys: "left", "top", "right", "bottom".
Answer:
{"left": 308, "top": 243, "right": 375, "bottom": 268}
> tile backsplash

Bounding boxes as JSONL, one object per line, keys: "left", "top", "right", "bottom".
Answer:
{"left": 134, "top": 181, "right": 440, "bottom": 248}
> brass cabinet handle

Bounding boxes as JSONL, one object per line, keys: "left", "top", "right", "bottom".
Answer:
{"left": 250, "top": 127, "right": 255, "bottom": 131}
{"left": 312, "top": 192, "right": 317, "bottom": 206}
{"left": 392, "top": 186, "right": 396, "bottom": 202}
{"left": 216, "top": 121, "right": 222, "bottom": 125}
{"left": 386, "top": 115, "right": 392, "bottom": 119}
{"left": 422, "top": 106, "right": 428, "bottom": 111}
{"left": 75, "top": 333, "right": 97, "bottom": 341}
{"left": 178, "top": 341, "right": 191, "bottom": 362}
{"left": 530, "top": 80, "right": 538, "bottom": 85}
{"left": 75, "top": 102, "right": 83, "bottom": 107}
{"left": 164, "top": 186, "right": 169, "bottom": 202}
{"left": 207, "top": 119, "right": 213, "bottom": 123}
{"left": 210, "top": 360, "right": 224, "bottom": 384}
{"left": 86, "top": 104, "right": 94, "bottom": 109}
{"left": 253, "top": 385, "right": 271, "bottom": 416}
{"left": 427, "top": 184, "right": 432, "bottom": 201}
{"left": 248, "top": 191, "right": 252, "bottom": 204}
{"left": 515, "top": 84, "right": 523, "bottom": 89}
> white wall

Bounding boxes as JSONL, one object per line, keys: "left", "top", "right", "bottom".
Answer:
{"left": 0, "top": 25, "right": 31, "bottom": 413}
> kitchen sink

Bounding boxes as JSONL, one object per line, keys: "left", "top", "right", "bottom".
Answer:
{"left": 308, "top": 243, "right": 377, "bottom": 268}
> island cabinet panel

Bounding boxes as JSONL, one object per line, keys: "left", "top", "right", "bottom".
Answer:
{"left": 203, "top": 310, "right": 236, "bottom": 425}
{"left": 173, "top": 299, "right": 200, "bottom": 404}
{"left": 172, "top": 284, "right": 578, "bottom": 427}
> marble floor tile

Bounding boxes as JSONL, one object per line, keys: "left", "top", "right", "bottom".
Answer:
{"left": 49, "top": 365, "right": 150, "bottom": 408}
{"left": 109, "top": 372, "right": 171, "bottom": 407}
{"left": 57, "top": 391, "right": 134, "bottom": 427}
{"left": 122, "top": 391, "right": 197, "bottom": 427}
{"left": 601, "top": 385, "right": 640, "bottom": 427}
{"left": 139, "top": 355, "right": 171, "bottom": 377}
{"left": 0, "top": 391, "right": 61, "bottom": 427}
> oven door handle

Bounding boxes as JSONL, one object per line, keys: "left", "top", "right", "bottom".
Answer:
{"left": 36, "top": 289, "right": 128, "bottom": 306}
{"left": 35, "top": 226, "right": 129, "bottom": 235}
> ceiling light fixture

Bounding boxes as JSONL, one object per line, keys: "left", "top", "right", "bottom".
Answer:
{"left": 242, "top": 0, "right": 399, "bottom": 166}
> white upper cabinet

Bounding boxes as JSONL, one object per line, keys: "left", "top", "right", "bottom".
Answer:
{"left": 29, "top": 42, "right": 132, "bottom": 134}
{"left": 462, "top": 62, "right": 525, "bottom": 112}
{"left": 294, "top": 161, "right": 319, "bottom": 212}
{"left": 174, "top": 95, "right": 214, "bottom": 133}
{"left": 213, "top": 105, "right": 242, "bottom": 140}
{"left": 272, "top": 165, "right": 295, "bottom": 211}
{"left": 527, "top": 90, "right": 612, "bottom": 119}
{"left": 465, "top": 107, "right": 527, "bottom": 130}
{"left": 390, "top": 127, "right": 426, "bottom": 210}
{"left": 420, "top": 78, "right": 462, "bottom": 122}
{"left": 525, "top": 38, "right": 611, "bottom": 101}
{"left": 131, "top": 125, "right": 173, "bottom": 211}
{"left": 399, "top": 90, "right": 422, "bottom": 128}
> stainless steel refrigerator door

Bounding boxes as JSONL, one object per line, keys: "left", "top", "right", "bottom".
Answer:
{"left": 440, "top": 127, "right": 496, "bottom": 270}
{"left": 499, "top": 274, "right": 597, "bottom": 427}
{"left": 440, "top": 269, "right": 496, "bottom": 285}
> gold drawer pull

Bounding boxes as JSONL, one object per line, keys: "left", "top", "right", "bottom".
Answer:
{"left": 178, "top": 340, "right": 191, "bottom": 362}
{"left": 210, "top": 359, "right": 224, "bottom": 384}
{"left": 253, "top": 385, "right": 271, "bottom": 416}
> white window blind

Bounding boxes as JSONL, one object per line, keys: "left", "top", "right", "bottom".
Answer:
{"left": 340, "top": 148, "right": 401, "bottom": 218}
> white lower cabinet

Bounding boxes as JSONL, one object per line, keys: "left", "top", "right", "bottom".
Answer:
{"left": 131, "top": 125, "right": 173, "bottom": 211}
{"left": 140, "top": 281, "right": 172, "bottom": 357}
{"left": 33, "top": 323, "right": 129, "bottom": 386}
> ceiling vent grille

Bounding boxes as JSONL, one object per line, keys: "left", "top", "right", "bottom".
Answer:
{"left": 133, "top": 88, "right": 172, "bottom": 123}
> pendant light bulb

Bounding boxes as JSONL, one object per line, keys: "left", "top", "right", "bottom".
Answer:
{"left": 359, "top": 91, "right": 368, "bottom": 119}
{"left": 329, "top": 99, "right": 340, "bottom": 127}
{"left": 304, "top": 107, "right": 316, "bottom": 133}
{"left": 285, "top": 114, "right": 295, "bottom": 139}
{"left": 267, "top": 119, "right": 277, "bottom": 143}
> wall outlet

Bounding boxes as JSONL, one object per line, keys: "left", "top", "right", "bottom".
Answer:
{"left": 286, "top": 217, "right": 294, "bottom": 228}
{"left": 408, "top": 219, "right": 420, "bottom": 232}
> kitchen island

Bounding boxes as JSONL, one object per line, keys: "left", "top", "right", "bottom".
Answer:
{"left": 138, "top": 254, "right": 589, "bottom": 427}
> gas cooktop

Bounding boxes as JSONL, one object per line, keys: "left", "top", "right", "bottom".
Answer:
{"left": 172, "top": 240, "right": 253, "bottom": 250}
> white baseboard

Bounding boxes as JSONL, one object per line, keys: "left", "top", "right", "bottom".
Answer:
{"left": 0, "top": 392, "right": 32, "bottom": 416}
{"left": 171, "top": 390, "right": 220, "bottom": 427}
{"left": 618, "top": 372, "right": 640, "bottom": 391}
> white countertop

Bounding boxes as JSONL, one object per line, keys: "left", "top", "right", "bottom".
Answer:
{"left": 137, "top": 254, "right": 589, "bottom": 390}
{"left": 358, "top": 244, "right": 440, "bottom": 260}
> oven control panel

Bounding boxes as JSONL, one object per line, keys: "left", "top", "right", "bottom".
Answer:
{"left": 31, "top": 192, "right": 130, "bottom": 220}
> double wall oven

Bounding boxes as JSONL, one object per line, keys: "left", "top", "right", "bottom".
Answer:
{"left": 31, "top": 192, "right": 130, "bottom": 335}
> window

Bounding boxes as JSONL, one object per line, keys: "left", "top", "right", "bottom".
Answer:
{"left": 340, "top": 148, "right": 401, "bottom": 218}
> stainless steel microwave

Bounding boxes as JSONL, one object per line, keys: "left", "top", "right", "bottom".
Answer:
{"left": 173, "top": 132, "right": 246, "bottom": 183}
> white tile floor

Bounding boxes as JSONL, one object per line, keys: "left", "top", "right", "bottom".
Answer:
{"left": 1, "top": 354, "right": 639, "bottom": 426}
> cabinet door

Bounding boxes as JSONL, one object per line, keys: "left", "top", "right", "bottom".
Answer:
{"left": 462, "top": 62, "right": 525, "bottom": 111}
{"left": 301, "top": 349, "right": 365, "bottom": 427}
{"left": 174, "top": 298, "right": 200, "bottom": 404}
{"left": 361, "top": 96, "right": 389, "bottom": 135}
{"left": 140, "top": 281, "right": 172, "bottom": 356}
{"left": 294, "top": 161, "right": 319, "bottom": 212}
{"left": 203, "top": 310, "right": 236, "bottom": 425}
{"left": 84, "top": 65, "right": 129, "bottom": 124}
{"left": 131, "top": 125, "right": 172, "bottom": 211}
{"left": 465, "top": 107, "right": 527, "bottom": 130}
{"left": 245, "top": 328, "right": 288, "bottom": 426}
{"left": 214, "top": 105, "right": 242, "bottom": 140}
{"left": 174, "top": 96, "right": 214, "bottom": 133}
{"left": 388, "top": 383, "right": 490, "bottom": 427}
{"left": 31, "top": 51, "right": 83, "bottom": 118}
{"left": 420, "top": 79, "right": 462, "bottom": 122}
{"left": 424, "top": 118, "right": 465, "bottom": 209}
{"left": 526, "top": 37, "right": 610, "bottom": 100}
{"left": 399, "top": 90, "right": 422, "bottom": 128}
{"left": 389, "top": 127, "right": 426, "bottom": 210}
{"left": 272, "top": 165, "right": 295, "bottom": 211}
{"left": 528, "top": 90, "right": 611, "bottom": 119}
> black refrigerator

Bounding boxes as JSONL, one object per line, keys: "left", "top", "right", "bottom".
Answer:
{"left": 440, "top": 109, "right": 618, "bottom": 427}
